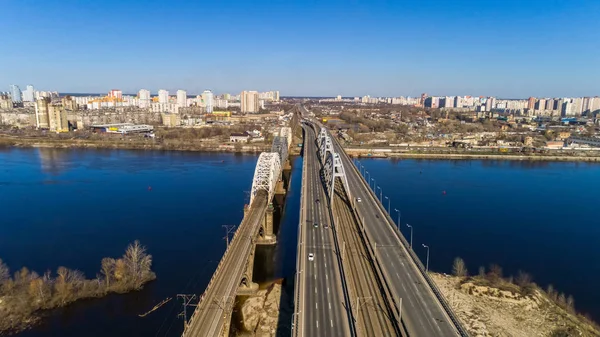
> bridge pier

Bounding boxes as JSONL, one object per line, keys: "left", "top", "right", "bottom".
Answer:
{"left": 238, "top": 239, "right": 259, "bottom": 296}
{"left": 256, "top": 204, "right": 276, "bottom": 245}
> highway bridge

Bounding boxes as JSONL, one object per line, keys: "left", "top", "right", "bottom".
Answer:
{"left": 294, "top": 106, "right": 469, "bottom": 337}
{"left": 184, "top": 105, "right": 469, "bottom": 337}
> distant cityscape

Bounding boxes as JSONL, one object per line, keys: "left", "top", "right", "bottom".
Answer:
{"left": 0, "top": 83, "right": 598, "bottom": 153}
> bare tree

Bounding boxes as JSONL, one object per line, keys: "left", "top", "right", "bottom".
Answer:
{"left": 566, "top": 295, "right": 575, "bottom": 312}
{"left": 451, "top": 257, "right": 468, "bottom": 277}
{"left": 100, "top": 258, "right": 116, "bottom": 289}
{"left": 478, "top": 266, "right": 485, "bottom": 277}
{"left": 0, "top": 258, "right": 9, "bottom": 284}
{"left": 123, "top": 240, "right": 153, "bottom": 288}
{"left": 558, "top": 293, "right": 566, "bottom": 307}
{"left": 515, "top": 270, "right": 532, "bottom": 287}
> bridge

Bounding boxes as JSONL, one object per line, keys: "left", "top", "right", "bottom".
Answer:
{"left": 183, "top": 119, "right": 295, "bottom": 336}
{"left": 293, "top": 106, "right": 470, "bottom": 337}
{"left": 184, "top": 105, "right": 469, "bottom": 337}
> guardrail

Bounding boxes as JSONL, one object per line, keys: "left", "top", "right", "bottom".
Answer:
{"left": 336, "top": 136, "right": 470, "bottom": 337}
{"left": 292, "top": 125, "right": 308, "bottom": 337}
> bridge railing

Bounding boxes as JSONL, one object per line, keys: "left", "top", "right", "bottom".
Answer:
{"left": 292, "top": 125, "right": 308, "bottom": 337}
{"left": 333, "top": 132, "right": 470, "bottom": 337}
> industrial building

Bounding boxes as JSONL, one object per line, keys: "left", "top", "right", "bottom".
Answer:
{"left": 90, "top": 123, "right": 154, "bottom": 134}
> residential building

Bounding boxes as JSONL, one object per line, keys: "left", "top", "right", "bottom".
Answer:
{"left": 0, "top": 94, "right": 13, "bottom": 109}
{"left": 139, "top": 89, "right": 151, "bottom": 108}
{"left": 528, "top": 97, "right": 536, "bottom": 110}
{"left": 241, "top": 90, "right": 260, "bottom": 113}
{"left": 9, "top": 85, "right": 22, "bottom": 104}
{"left": 108, "top": 89, "right": 122, "bottom": 100}
{"left": 48, "top": 103, "right": 69, "bottom": 132}
{"left": 203, "top": 90, "right": 213, "bottom": 113}
{"left": 177, "top": 90, "right": 187, "bottom": 108}
{"left": 158, "top": 89, "right": 169, "bottom": 104}
{"left": 35, "top": 98, "right": 50, "bottom": 129}
{"left": 22, "top": 85, "right": 35, "bottom": 102}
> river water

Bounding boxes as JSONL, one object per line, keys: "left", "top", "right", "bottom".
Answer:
{"left": 1, "top": 148, "right": 599, "bottom": 336}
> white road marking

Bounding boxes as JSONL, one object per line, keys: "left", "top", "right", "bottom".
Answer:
{"left": 316, "top": 302, "right": 318, "bottom": 309}
{"left": 316, "top": 320, "right": 319, "bottom": 328}
{"left": 327, "top": 287, "right": 330, "bottom": 294}
{"left": 331, "top": 319, "right": 333, "bottom": 327}
{"left": 329, "top": 302, "right": 331, "bottom": 310}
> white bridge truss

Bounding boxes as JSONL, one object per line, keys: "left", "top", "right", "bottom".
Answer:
{"left": 317, "top": 127, "right": 351, "bottom": 203}
{"left": 250, "top": 152, "right": 281, "bottom": 205}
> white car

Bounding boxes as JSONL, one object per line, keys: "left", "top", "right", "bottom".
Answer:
{"left": 308, "top": 253, "right": 315, "bottom": 261}
{"left": 356, "top": 197, "right": 362, "bottom": 203}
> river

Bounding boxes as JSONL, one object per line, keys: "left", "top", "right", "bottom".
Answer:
{"left": 1, "top": 148, "right": 599, "bottom": 336}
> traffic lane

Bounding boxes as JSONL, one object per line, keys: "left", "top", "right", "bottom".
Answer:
{"left": 344, "top": 160, "right": 448, "bottom": 335}
{"left": 338, "top": 149, "right": 457, "bottom": 335}
{"left": 308, "top": 128, "right": 347, "bottom": 336}
{"left": 306, "top": 132, "right": 339, "bottom": 337}
{"left": 312, "top": 142, "right": 344, "bottom": 336}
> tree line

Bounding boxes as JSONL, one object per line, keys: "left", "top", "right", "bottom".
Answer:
{"left": 0, "top": 240, "right": 155, "bottom": 333}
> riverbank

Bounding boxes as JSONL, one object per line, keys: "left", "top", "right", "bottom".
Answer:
{"left": 345, "top": 148, "right": 600, "bottom": 162}
{"left": 0, "top": 135, "right": 270, "bottom": 154}
{"left": 233, "top": 279, "right": 292, "bottom": 336}
{"left": 431, "top": 273, "right": 600, "bottom": 337}
{"left": 0, "top": 241, "right": 155, "bottom": 335}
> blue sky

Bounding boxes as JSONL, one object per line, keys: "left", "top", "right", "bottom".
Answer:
{"left": 1, "top": 0, "right": 599, "bottom": 98}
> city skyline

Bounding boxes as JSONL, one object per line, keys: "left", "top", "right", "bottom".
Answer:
{"left": 1, "top": 1, "right": 600, "bottom": 97}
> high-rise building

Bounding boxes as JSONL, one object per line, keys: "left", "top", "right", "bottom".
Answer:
{"left": 22, "top": 85, "right": 35, "bottom": 102}
{"left": 241, "top": 90, "right": 260, "bottom": 113}
{"left": 138, "top": 89, "right": 151, "bottom": 100}
{"left": 35, "top": 98, "right": 50, "bottom": 129}
{"left": 48, "top": 103, "right": 69, "bottom": 132}
{"left": 9, "top": 85, "right": 22, "bottom": 104}
{"left": 158, "top": 90, "right": 169, "bottom": 104}
{"left": 536, "top": 99, "right": 546, "bottom": 111}
{"left": 274, "top": 91, "right": 280, "bottom": 101}
{"left": 108, "top": 89, "right": 122, "bottom": 99}
{"left": 177, "top": 90, "right": 187, "bottom": 108}
{"left": 545, "top": 99, "right": 555, "bottom": 111}
{"left": 527, "top": 97, "right": 536, "bottom": 110}
{"left": 202, "top": 90, "right": 213, "bottom": 113}
{"left": 138, "top": 89, "right": 151, "bottom": 108}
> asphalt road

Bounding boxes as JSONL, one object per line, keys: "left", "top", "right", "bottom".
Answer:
{"left": 184, "top": 193, "right": 268, "bottom": 337}
{"left": 332, "top": 182, "right": 398, "bottom": 336}
{"left": 298, "top": 125, "right": 350, "bottom": 337}
{"left": 331, "top": 135, "right": 461, "bottom": 336}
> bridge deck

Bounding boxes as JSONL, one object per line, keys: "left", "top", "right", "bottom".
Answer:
{"left": 184, "top": 192, "right": 268, "bottom": 337}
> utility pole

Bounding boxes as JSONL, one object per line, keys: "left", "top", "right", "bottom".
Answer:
{"left": 177, "top": 294, "right": 197, "bottom": 330}
{"left": 222, "top": 225, "right": 236, "bottom": 248}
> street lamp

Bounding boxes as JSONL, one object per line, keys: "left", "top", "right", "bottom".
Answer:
{"left": 394, "top": 209, "right": 400, "bottom": 230}
{"left": 376, "top": 186, "right": 382, "bottom": 201}
{"left": 366, "top": 171, "right": 370, "bottom": 183}
{"left": 371, "top": 178, "right": 376, "bottom": 191}
{"left": 422, "top": 244, "right": 429, "bottom": 272}
{"left": 384, "top": 196, "right": 390, "bottom": 214}
{"left": 406, "top": 223, "right": 413, "bottom": 249}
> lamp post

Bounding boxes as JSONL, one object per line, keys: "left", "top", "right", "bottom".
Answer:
{"left": 394, "top": 209, "right": 400, "bottom": 231}
{"left": 366, "top": 171, "right": 370, "bottom": 183}
{"left": 371, "top": 178, "right": 376, "bottom": 191}
{"left": 384, "top": 196, "right": 390, "bottom": 214}
{"left": 376, "top": 186, "right": 382, "bottom": 201}
{"left": 406, "top": 223, "right": 413, "bottom": 249}
{"left": 422, "top": 244, "right": 429, "bottom": 272}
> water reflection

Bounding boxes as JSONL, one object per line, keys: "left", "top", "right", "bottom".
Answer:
{"left": 37, "top": 148, "right": 72, "bottom": 175}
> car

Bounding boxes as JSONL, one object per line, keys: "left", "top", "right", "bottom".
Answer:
{"left": 356, "top": 197, "right": 362, "bottom": 202}
{"left": 308, "top": 253, "right": 314, "bottom": 261}
{"left": 316, "top": 198, "right": 320, "bottom": 203}
{"left": 324, "top": 224, "right": 329, "bottom": 229}
{"left": 313, "top": 223, "right": 319, "bottom": 228}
